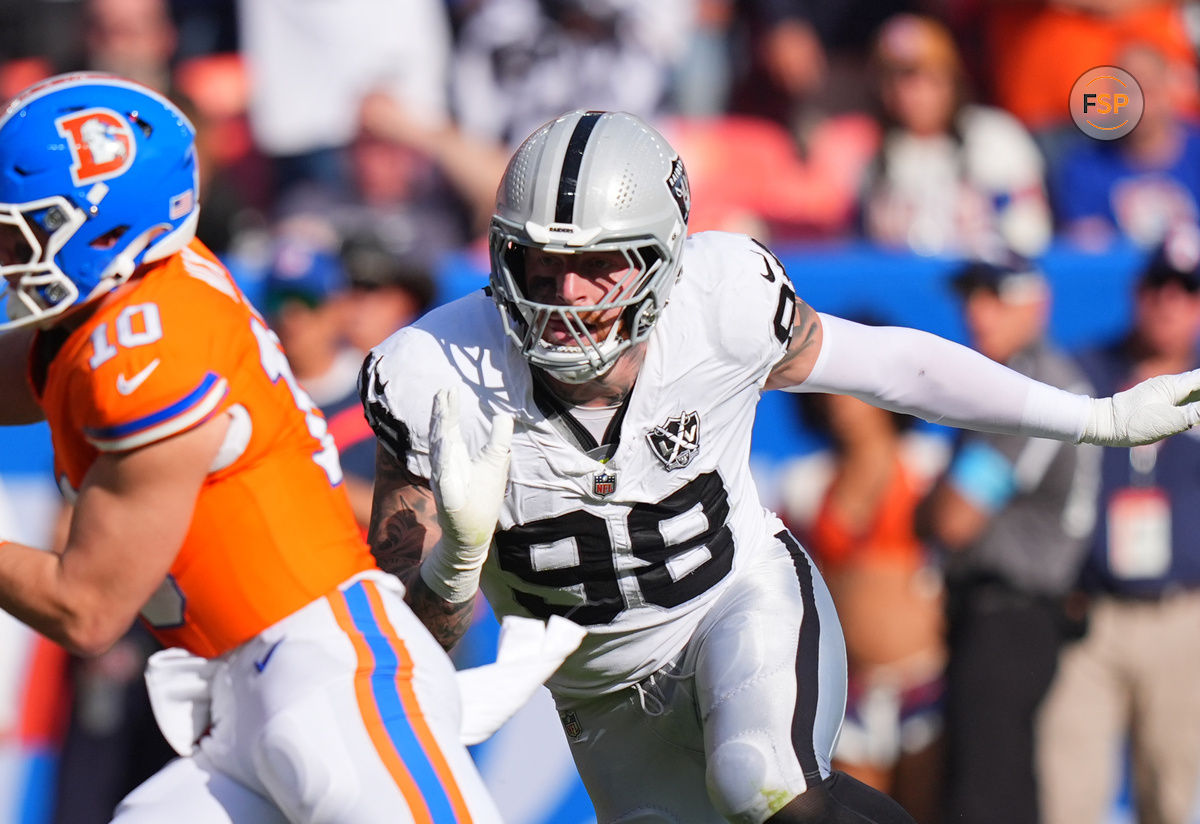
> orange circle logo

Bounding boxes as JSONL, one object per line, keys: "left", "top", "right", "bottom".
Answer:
{"left": 1070, "top": 66, "right": 1144, "bottom": 140}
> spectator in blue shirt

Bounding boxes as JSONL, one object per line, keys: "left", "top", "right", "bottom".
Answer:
{"left": 1050, "top": 42, "right": 1200, "bottom": 249}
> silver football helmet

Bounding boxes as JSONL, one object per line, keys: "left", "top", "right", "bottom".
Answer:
{"left": 489, "top": 110, "right": 690, "bottom": 383}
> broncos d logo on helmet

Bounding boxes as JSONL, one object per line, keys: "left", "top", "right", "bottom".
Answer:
{"left": 56, "top": 107, "right": 137, "bottom": 186}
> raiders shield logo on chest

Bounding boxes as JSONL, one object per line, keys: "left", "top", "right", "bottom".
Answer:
{"left": 646, "top": 411, "right": 701, "bottom": 470}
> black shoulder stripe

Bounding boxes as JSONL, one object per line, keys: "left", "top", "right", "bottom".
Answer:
{"left": 358, "top": 351, "right": 419, "bottom": 481}
{"left": 555, "top": 111, "right": 604, "bottom": 225}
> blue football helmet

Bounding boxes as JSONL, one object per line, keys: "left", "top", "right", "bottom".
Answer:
{"left": 0, "top": 72, "right": 199, "bottom": 330}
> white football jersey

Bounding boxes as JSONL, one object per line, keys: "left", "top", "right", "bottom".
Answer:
{"left": 362, "top": 231, "right": 800, "bottom": 697}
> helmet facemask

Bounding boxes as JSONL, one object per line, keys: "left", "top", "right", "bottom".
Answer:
{"left": 0, "top": 198, "right": 86, "bottom": 326}
{"left": 490, "top": 231, "right": 673, "bottom": 383}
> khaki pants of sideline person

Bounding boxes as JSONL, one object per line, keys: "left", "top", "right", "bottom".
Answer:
{"left": 1036, "top": 590, "right": 1200, "bottom": 824}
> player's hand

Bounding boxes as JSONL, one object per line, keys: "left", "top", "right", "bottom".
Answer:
{"left": 456, "top": 615, "right": 586, "bottom": 745}
{"left": 422, "top": 387, "right": 513, "bottom": 602}
{"left": 1081, "top": 369, "right": 1200, "bottom": 446}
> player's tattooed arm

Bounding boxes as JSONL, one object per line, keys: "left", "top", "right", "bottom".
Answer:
{"left": 367, "top": 445, "right": 437, "bottom": 578}
{"left": 764, "top": 299, "right": 824, "bottom": 390}
{"left": 368, "top": 444, "right": 475, "bottom": 649}
{"left": 405, "top": 572, "right": 477, "bottom": 650}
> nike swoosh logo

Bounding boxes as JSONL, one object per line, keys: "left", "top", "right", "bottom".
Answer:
{"left": 254, "top": 638, "right": 284, "bottom": 674}
{"left": 116, "top": 358, "right": 161, "bottom": 395}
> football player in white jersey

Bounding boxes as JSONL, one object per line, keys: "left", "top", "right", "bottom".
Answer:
{"left": 360, "top": 110, "right": 1200, "bottom": 823}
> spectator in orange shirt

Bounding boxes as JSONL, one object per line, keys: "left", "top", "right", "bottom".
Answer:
{"left": 789, "top": 387, "right": 946, "bottom": 824}
{"left": 981, "top": 0, "right": 1196, "bottom": 132}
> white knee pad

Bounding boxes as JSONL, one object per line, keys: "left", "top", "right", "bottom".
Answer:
{"left": 253, "top": 696, "right": 364, "bottom": 821}
{"left": 707, "top": 731, "right": 805, "bottom": 824}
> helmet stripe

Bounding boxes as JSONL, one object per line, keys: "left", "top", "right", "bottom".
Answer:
{"left": 554, "top": 111, "right": 603, "bottom": 225}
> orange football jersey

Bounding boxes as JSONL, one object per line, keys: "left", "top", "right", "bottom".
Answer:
{"left": 33, "top": 239, "right": 375, "bottom": 658}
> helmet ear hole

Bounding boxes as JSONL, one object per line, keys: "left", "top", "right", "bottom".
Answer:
{"left": 130, "top": 114, "right": 153, "bottom": 138}
{"left": 89, "top": 225, "right": 129, "bottom": 249}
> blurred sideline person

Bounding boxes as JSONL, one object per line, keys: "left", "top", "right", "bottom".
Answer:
{"left": 339, "top": 228, "right": 435, "bottom": 355}
{"left": 981, "top": 0, "right": 1195, "bottom": 133}
{"left": 1038, "top": 226, "right": 1200, "bottom": 824}
{"left": 260, "top": 219, "right": 374, "bottom": 530}
{"left": 79, "top": 0, "right": 178, "bottom": 94}
{"left": 918, "top": 259, "right": 1098, "bottom": 824}
{"left": 1049, "top": 41, "right": 1200, "bottom": 251}
{"left": 0, "top": 73, "right": 506, "bottom": 822}
{"left": 360, "top": 110, "right": 1200, "bottom": 823}
{"left": 860, "top": 14, "right": 1052, "bottom": 260}
{"left": 275, "top": 120, "right": 475, "bottom": 283}
{"left": 237, "top": 0, "right": 454, "bottom": 201}
{"left": 791, "top": 388, "right": 945, "bottom": 824}
{"left": 262, "top": 223, "right": 436, "bottom": 534}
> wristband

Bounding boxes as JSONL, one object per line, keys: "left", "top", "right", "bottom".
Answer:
{"left": 419, "top": 539, "right": 489, "bottom": 604}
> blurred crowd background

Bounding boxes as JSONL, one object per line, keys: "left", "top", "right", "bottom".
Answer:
{"left": 4, "top": 0, "right": 1200, "bottom": 822}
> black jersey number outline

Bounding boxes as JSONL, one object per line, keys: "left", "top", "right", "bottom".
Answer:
{"left": 751, "top": 238, "right": 796, "bottom": 345}
{"left": 492, "top": 471, "right": 734, "bottom": 625}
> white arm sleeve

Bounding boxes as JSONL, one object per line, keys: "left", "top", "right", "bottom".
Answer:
{"left": 794, "top": 313, "right": 1091, "bottom": 441}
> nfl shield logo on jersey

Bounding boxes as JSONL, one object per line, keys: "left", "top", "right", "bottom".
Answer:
{"left": 593, "top": 470, "right": 617, "bottom": 497}
{"left": 647, "top": 411, "right": 701, "bottom": 470}
{"left": 561, "top": 711, "right": 583, "bottom": 739}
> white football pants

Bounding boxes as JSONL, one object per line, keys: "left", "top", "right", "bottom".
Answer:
{"left": 112, "top": 571, "right": 501, "bottom": 823}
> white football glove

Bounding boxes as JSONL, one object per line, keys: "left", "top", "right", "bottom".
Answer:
{"left": 456, "top": 615, "right": 586, "bottom": 745}
{"left": 1081, "top": 369, "right": 1200, "bottom": 446}
{"left": 420, "top": 387, "right": 514, "bottom": 603}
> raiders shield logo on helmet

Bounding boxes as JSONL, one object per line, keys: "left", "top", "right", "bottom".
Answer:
{"left": 647, "top": 411, "right": 700, "bottom": 470}
{"left": 666, "top": 155, "right": 690, "bottom": 223}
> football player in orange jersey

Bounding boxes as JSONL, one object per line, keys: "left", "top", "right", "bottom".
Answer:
{"left": 0, "top": 73, "right": 520, "bottom": 823}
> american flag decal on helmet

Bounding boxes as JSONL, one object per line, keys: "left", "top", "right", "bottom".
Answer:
{"left": 170, "top": 189, "right": 195, "bottom": 219}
